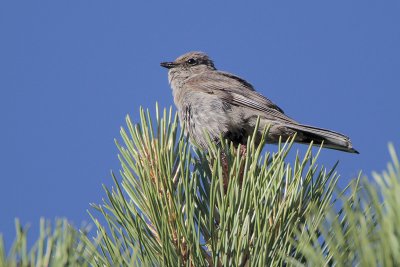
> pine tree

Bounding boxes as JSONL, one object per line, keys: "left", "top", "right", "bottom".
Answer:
{"left": 1, "top": 105, "right": 399, "bottom": 267}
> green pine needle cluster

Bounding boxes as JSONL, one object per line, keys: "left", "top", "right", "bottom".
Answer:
{"left": 0, "top": 219, "right": 90, "bottom": 266}
{"left": 84, "top": 105, "right": 339, "bottom": 266}
{"left": 1, "top": 105, "right": 399, "bottom": 266}
{"left": 290, "top": 143, "right": 400, "bottom": 267}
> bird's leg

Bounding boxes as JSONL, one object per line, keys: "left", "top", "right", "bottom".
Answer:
{"left": 239, "top": 144, "right": 247, "bottom": 157}
{"left": 220, "top": 151, "right": 230, "bottom": 193}
{"left": 221, "top": 144, "right": 248, "bottom": 192}
{"left": 238, "top": 144, "right": 247, "bottom": 187}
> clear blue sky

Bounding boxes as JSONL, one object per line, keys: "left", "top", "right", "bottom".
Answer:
{"left": 1, "top": 2, "right": 399, "bottom": 246}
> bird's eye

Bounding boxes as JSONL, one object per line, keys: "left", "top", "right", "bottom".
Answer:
{"left": 187, "top": 58, "right": 196, "bottom": 65}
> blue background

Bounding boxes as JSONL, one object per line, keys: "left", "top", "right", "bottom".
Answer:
{"left": 1, "top": 2, "right": 399, "bottom": 246}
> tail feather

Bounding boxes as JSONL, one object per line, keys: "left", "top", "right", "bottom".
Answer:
{"left": 288, "top": 124, "right": 359, "bottom": 154}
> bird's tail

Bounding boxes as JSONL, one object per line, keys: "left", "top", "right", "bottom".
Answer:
{"left": 287, "top": 124, "right": 359, "bottom": 154}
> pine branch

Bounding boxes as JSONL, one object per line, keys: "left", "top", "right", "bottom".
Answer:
{"left": 86, "top": 104, "right": 340, "bottom": 266}
{"left": 2, "top": 105, "right": 400, "bottom": 266}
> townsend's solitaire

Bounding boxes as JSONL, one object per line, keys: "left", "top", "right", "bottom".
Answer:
{"left": 161, "top": 51, "right": 358, "bottom": 153}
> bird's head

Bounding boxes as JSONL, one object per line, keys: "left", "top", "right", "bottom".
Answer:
{"left": 161, "top": 51, "right": 216, "bottom": 83}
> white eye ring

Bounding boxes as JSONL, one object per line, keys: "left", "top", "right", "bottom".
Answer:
{"left": 187, "top": 58, "right": 196, "bottom": 65}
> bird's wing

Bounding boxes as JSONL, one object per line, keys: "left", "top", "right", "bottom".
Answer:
{"left": 216, "top": 71, "right": 285, "bottom": 113}
{"left": 185, "top": 71, "right": 297, "bottom": 124}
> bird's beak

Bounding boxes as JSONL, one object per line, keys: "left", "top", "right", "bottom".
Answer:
{"left": 160, "top": 61, "right": 177, "bottom": 69}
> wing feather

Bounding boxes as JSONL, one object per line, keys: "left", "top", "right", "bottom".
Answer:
{"left": 185, "top": 71, "right": 297, "bottom": 124}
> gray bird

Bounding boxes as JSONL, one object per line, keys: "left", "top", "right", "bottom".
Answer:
{"left": 161, "top": 51, "right": 358, "bottom": 154}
